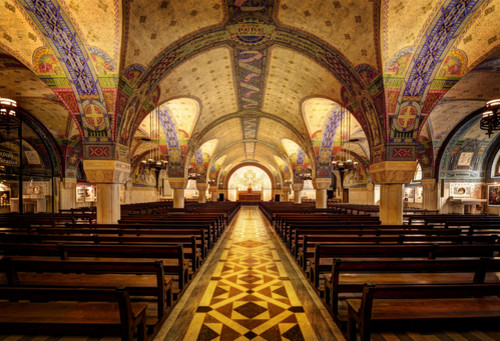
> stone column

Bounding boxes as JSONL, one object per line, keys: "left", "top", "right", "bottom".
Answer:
{"left": 313, "top": 178, "right": 331, "bottom": 209}
{"left": 59, "top": 177, "right": 77, "bottom": 210}
{"left": 370, "top": 161, "right": 417, "bottom": 225}
{"left": 210, "top": 185, "right": 218, "bottom": 202}
{"left": 83, "top": 160, "right": 130, "bottom": 224}
{"left": 283, "top": 184, "right": 291, "bottom": 202}
{"left": 422, "top": 178, "right": 438, "bottom": 212}
{"left": 293, "top": 183, "right": 303, "bottom": 204}
{"left": 169, "top": 178, "right": 186, "bottom": 208}
{"left": 197, "top": 183, "right": 208, "bottom": 203}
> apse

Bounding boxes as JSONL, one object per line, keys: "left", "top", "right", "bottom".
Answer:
{"left": 227, "top": 166, "right": 273, "bottom": 201}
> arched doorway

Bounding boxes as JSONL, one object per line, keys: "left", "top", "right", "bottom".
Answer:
{"left": 227, "top": 165, "right": 273, "bottom": 201}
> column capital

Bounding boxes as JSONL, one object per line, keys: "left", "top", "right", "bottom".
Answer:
{"left": 169, "top": 177, "right": 187, "bottom": 189}
{"left": 209, "top": 185, "right": 218, "bottom": 192}
{"left": 422, "top": 178, "right": 437, "bottom": 190}
{"left": 369, "top": 161, "right": 417, "bottom": 184}
{"left": 312, "top": 177, "right": 331, "bottom": 190}
{"left": 82, "top": 160, "right": 130, "bottom": 184}
{"left": 196, "top": 183, "right": 208, "bottom": 191}
{"left": 292, "top": 183, "right": 304, "bottom": 192}
{"left": 62, "top": 177, "right": 77, "bottom": 189}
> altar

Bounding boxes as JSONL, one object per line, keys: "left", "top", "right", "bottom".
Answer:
{"left": 238, "top": 191, "right": 262, "bottom": 201}
{"left": 449, "top": 197, "right": 486, "bottom": 214}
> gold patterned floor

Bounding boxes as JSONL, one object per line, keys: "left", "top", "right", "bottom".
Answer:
{"left": 156, "top": 205, "right": 341, "bottom": 341}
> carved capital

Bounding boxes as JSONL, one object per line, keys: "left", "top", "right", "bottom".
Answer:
{"left": 369, "top": 161, "right": 417, "bottom": 185}
{"left": 292, "top": 183, "right": 304, "bottom": 192}
{"left": 422, "top": 178, "right": 437, "bottom": 191}
{"left": 169, "top": 177, "right": 187, "bottom": 189}
{"left": 196, "top": 183, "right": 208, "bottom": 191}
{"left": 62, "top": 177, "right": 77, "bottom": 189}
{"left": 209, "top": 185, "right": 218, "bottom": 192}
{"left": 313, "top": 177, "right": 331, "bottom": 190}
{"left": 83, "top": 160, "right": 130, "bottom": 184}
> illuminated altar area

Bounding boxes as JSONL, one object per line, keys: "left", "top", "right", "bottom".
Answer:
{"left": 227, "top": 166, "right": 272, "bottom": 201}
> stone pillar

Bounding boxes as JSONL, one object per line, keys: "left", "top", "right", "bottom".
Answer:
{"left": 59, "top": 177, "right": 77, "bottom": 210}
{"left": 210, "top": 185, "right": 218, "bottom": 202}
{"left": 83, "top": 160, "right": 130, "bottom": 224}
{"left": 197, "top": 183, "right": 208, "bottom": 203}
{"left": 313, "top": 178, "right": 331, "bottom": 209}
{"left": 293, "top": 183, "right": 303, "bottom": 204}
{"left": 370, "top": 161, "right": 417, "bottom": 225}
{"left": 422, "top": 178, "right": 438, "bottom": 212}
{"left": 283, "top": 184, "right": 291, "bottom": 202}
{"left": 169, "top": 178, "right": 186, "bottom": 208}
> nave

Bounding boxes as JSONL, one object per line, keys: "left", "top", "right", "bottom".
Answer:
{"left": 155, "top": 206, "right": 500, "bottom": 341}
{"left": 156, "top": 205, "right": 341, "bottom": 341}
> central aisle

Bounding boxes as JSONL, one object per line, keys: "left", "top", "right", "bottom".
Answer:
{"left": 156, "top": 205, "right": 342, "bottom": 341}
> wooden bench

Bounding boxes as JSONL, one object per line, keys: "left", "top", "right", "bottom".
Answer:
{"left": 299, "top": 234, "right": 498, "bottom": 269}
{"left": 323, "top": 257, "right": 500, "bottom": 323}
{"left": 0, "top": 242, "right": 188, "bottom": 291}
{"left": 346, "top": 283, "right": 500, "bottom": 341}
{"left": 311, "top": 243, "right": 500, "bottom": 288}
{"left": 0, "top": 232, "right": 202, "bottom": 273}
{"left": 1, "top": 257, "right": 171, "bottom": 331}
{"left": 0, "top": 286, "right": 147, "bottom": 341}
{"left": 291, "top": 227, "right": 461, "bottom": 259}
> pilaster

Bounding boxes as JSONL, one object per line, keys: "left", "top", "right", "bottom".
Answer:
{"left": 59, "top": 177, "right": 77, "bottom": 210}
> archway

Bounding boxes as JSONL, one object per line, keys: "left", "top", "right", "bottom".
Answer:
{"left": 227, "top": 165, "right": 273, "bottom": 202}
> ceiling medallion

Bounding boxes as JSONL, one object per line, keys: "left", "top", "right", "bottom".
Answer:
{"left": 227, "top": 17, "right": 275, "bottom": 48}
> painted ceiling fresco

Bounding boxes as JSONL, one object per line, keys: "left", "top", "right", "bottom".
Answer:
{"left": 1, "top": 0, "right": 500, "bottom": 184}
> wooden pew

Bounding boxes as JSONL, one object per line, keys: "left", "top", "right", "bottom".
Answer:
{"left": 323, "top": 257, "right": 500, "bottom": 323}
{"left": 291, "top": 227, "right": 461, "bottom": 259}
{"left": 0, "top": 287, "right": 147, "bottom": 341}
{"left": 0, "top": 242, "right": 188, "bottom": 291}
{"left": 299, "top": 234, "right": 498, "bottom": 269}
{"left": 62, "top": 224, "right": 208, "bottom": 258}
{"left": 346, "top": 283, "right": 500, "bottom": 341}
{"left": 0, "top": 232, "right": 202, "bottom": 273}
{"left": 311, "top": 243, "right": 500, "bottom": 288}
{"left": 1, "top": 257, "right": 171, "bottom": 331}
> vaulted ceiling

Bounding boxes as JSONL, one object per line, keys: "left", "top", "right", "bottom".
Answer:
{"left": 1, "top": 0, "right": 499, "bottom": 183}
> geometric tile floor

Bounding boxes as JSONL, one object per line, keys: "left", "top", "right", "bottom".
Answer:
{"left": 183, "top": 206, "right": 319, "bottom": 340}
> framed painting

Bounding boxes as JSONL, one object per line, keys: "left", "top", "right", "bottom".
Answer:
{"left": 487, "top": 185, "right": 500, "bottom": 206}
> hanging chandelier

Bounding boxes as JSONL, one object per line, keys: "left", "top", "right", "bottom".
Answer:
{"left": 141, "top": 108, "right": 168, "bottom": 170}
{"left": 480, "top": 99, "right": 500, "bottom": 137}
{"left": 331, "top": 106, "right": 358, "bottom": 172}
{"left": 0, "top": 98, "right": 17, "bottom": 117}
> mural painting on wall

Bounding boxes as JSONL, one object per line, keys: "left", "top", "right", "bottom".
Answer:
{"left": 133, "top": 163, "right": 157, "bottom": 187}
{"left": 343, "top": 166, "right": 367, "bottom": 188}
{"left": 488, "top": 185, "right": 500, "bottom": 206}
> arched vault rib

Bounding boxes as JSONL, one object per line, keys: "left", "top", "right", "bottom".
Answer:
{"left": 210, "top": 139, "right": 291, "bottom": 171}
{"left": 120, "top": 19, "right": 376, "bottom": 149}
{"left": 189, "top": 111, "right": 312, "bottom": 156}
